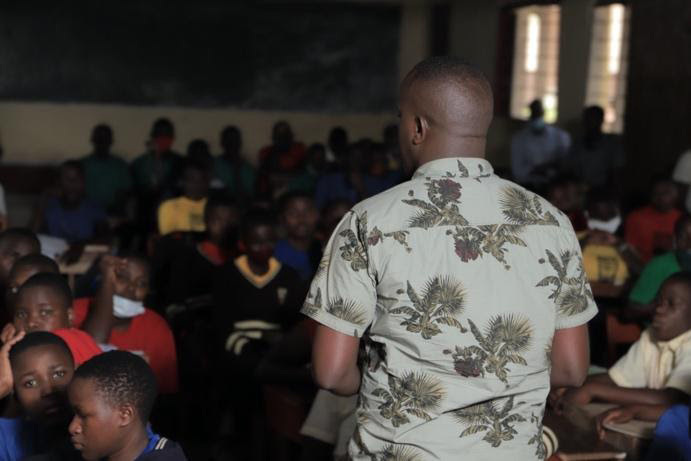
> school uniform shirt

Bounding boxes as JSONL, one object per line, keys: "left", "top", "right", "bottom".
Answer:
{"left": 625, "top": 206, "right": 682, "bottom": 262}
{"left": 131, "top": 151, "right": 182, "bottom": 192}
{"left": 645, "top": 404, "right": 691, "bottom": 461}
{"left": 135, "top": 428, "right": 187, "bottom": 461}
{"left": 157, "top": 196, "right": 207, "bottom": 235}
{"left": 274, "top": 239, "right": 320, "bottom": 281}
{"left": 609, "top": 329, "right": 691, "bottom": 393}
{"left": 582, "top": 244, "right": 629, "bottom": 286}
{"left": 302, "top": 157, "right": 597, "bottom": 460}
{"left": 52, "top": 328, "right": 101, "bottom": 366}
{"left": 213, "top": 256, "right": 306, "bottom": 354}
{"left": 510, "top": 125, "right": 571, "bottom": 185}
{"left": 80, "top": 154, "right": 133, "bottom": 211}
{"left": 71, "top": 303, "right": 179, "bottom": 394}
{"left": 0, "top": 418, "right": 37, "bottom": 461}
{"left": 629, "top": 252, "right": 681, "bottom": 304}
{"left": 43, "top": 198, "right": 106, "bottom": 243}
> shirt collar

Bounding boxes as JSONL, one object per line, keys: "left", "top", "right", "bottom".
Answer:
{"left": 653, "top": 328, "right": 691, "bottom": 352}
{"left": 412, "top": 157, "right": 494, "bottom": 180}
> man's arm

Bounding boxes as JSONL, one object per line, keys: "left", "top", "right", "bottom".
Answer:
{"left": 312, "top": 324, "right": 361, "bottom": 396}
{"left": 550, "top": 324, "right": 590, "bottom": 388}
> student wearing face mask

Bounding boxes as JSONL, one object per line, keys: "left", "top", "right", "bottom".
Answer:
{"left": 79, "top": 255, "right": 178, "bottom": 396}
{"left": 581, "top": 188, "right": 643, "bottom": 287}
{"left": 510, "top": 99, "right": 571, "bottom": 190}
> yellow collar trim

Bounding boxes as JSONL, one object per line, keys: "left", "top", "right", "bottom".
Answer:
{"left": 234, "top": 255, "right": 282, "bottom": 289}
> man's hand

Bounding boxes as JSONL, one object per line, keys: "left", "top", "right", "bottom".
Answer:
{"left": 0, "top": 329, "right": 26, "bottom": 399}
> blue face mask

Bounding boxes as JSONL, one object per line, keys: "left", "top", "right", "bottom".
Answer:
{"left": 530, "top": 118, "right": 546, "bottom": 133}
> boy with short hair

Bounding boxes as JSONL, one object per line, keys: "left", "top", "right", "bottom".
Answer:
{"left": 0, "top": 331, "right": 78, "bottom": 461}
{"left": 68, "top": 350, "right": 186, "bottom": 461}
{"left": 275, "top": 191, "right": 321, "bottom": 280}
{"left": 157, "top": 161, "right": 209, "bottom": 235}
{"left": 555, "top": 272, "right": 691, "bottom": 409}
{"left": 4, "top": 273, "right": 101, "bottom": 366}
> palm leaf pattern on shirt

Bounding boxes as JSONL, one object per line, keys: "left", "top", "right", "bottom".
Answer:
{"left": 302, "top": 288, "right": 322, "bottom": 317}
{"left": 372, "top": 371, "right": 445, "bottom": 428}
{"left": 378, "top": 444, "right": 425, "bottom": 461}
{"left": 500, "top": 187, "right": 559, "bottom": 226}
{"left": 454, "top": 396, "right": 526, "bottom": 448}
{"left": 444, "top": 314, "right": 533, "bottom": 384}
{"left": 402, "top": 176, "right": 468, "bottom": 229}
{"left": 536, "top": 249, "right": 594, "bottom": 316}
{"left": 390, "top": 276, "right": 467, "bottom": 339}
{"left": 448, "top": 224, "right": 527, "bottom": 270}
{"left": 327, "top": 297, "right": 368, "bottom": 326}
{"left": 527, "top": 411, "right": 547, "bottom": 458}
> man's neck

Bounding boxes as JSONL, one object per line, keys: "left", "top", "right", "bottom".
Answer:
{"left": 108, "top": 427, "right": 149, "bottom": 461}
{"left": 417, "top": 137, "right": 486, "bottom": 167}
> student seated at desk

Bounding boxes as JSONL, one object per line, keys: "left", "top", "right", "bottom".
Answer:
{"left": 1, "top": 273, "right": 101, "bottom": 366}
{"left": 164, "top": 197, "right": 239, "bottom": 307}
{"left": 33, "top": 160, "right": 109, "bottom": 252}
{"left": 0, "top": 331, "right": 80, "bottom": 461}
{"left": 552, "top": 272, "right": 691, "bottom": 410}
{"left": 157, "top": 160, "right": 209, "bottom": 236}
{"left": 79, "top": 255, "right": 179, "bottom": 395}
{"left": 275, "top": 191, "right": 321, "bottom": 281}
{"left": 67, "top": 351, "right": 187, "bottom": 461}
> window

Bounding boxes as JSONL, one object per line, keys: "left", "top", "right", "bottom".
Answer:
{"left": 510, "top": 5, "right": 561, "bottom": 122}
{"left": 585, "top": 3, "right": 630, "bottom": 133}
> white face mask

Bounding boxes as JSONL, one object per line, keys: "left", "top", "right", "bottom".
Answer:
{"left": 112, "top": 295, "right": 145, "bottom": 319}
{"left": 588, "top": 215, "right": 622, "bottom": 234}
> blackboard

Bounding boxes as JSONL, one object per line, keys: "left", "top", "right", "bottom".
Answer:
{"left": 0, "top": 1, "right": 400, "bottom": 112}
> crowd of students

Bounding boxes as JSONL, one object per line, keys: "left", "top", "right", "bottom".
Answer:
{"left": 0, "top": 111, "right": 689, "bottom": 460}
{"left": 0, "top": 119, "right": 405, "bottom": 461}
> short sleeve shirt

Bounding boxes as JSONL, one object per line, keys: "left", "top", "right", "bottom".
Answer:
{"left": 302, "top": 158, "right": 597, "bottom": 460}
{"left": 609, "top": 329, "right": 691, "bottom": 394}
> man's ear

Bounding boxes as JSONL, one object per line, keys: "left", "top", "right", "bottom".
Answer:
{"left": 412, "top": 116, "right": 428, "bottom": 146}
{"left": 117, "top": 403, "right": 136, "bottom": 428}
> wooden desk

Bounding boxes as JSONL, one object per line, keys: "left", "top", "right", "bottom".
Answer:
{"left": 545, "top": 409, "right": 626, "bottom": 460}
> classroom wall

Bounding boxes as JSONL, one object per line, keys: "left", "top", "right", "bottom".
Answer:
{"left": 448, "top": 0, "right": 596, "bottom": 169}
{"left": 0, "top": 102, "right": 395, "bottom": 165}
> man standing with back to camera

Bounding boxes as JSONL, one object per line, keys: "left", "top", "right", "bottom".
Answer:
{"left": 301, "top": 56, "right": 596, "bottom": 460}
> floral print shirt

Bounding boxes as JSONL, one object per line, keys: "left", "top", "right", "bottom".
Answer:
{"left": 302, "top": 158, "right": 598, "bottom": 460}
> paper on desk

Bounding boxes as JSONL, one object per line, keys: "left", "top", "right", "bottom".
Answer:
{"left": 38, "top": 234, "right": 69, "bottom": 259}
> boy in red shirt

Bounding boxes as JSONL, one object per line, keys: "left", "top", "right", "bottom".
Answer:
{"left": 625, "top": 178, "right": 682, "bottom": 262}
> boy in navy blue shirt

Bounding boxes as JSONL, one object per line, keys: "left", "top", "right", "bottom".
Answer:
{"left": 67, "top": 351, "right": 186, "bottom": 461}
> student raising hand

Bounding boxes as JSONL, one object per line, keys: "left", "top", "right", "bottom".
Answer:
{"left": 0, "top": 328, "right": 25, "bottom": 398}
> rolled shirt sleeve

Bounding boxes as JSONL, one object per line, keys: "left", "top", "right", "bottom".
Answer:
{"left": 301, "top": 210, "right": 378, "bottom": 337}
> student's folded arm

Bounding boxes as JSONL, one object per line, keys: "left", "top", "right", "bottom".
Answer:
{"left": 585, "top": 382, "right": 688, "bottom": 406}
{"left": 550, "top": 324, "right": 590, "bottom": 388}
{"left": 312, "top": 324, "right": 360, "bottom": 396}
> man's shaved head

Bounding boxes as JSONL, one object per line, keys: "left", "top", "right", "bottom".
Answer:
{"left": 399, "top": 56, "right": 494, "bottom": 168}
